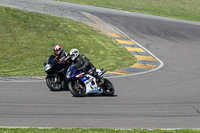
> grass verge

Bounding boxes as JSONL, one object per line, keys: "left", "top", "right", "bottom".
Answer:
{"left": 0, "top": 127, "right": 200, "bottom": 133}
{"left": 60, "top": 0, "right": 200, "bottom": 22}
{"left": 0, "top": 6, "right": 136, "bottom": 77}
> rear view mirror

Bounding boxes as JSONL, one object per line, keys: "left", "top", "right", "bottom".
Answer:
{"left": 43, "top": 62, "right": 47, "bottom": 66}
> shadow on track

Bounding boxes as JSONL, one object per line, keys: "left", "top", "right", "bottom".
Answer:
{"left": 72, "top": 94, "right": 118, "bottom": 98}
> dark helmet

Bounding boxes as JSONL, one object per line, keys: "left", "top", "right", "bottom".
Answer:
{"left": 53, "top": 45, "right": 63, "bottom": 56}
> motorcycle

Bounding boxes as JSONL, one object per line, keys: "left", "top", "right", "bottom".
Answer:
{"left": 43, "top": 55, "right": 69, "bottom": 91}
{"left": 66, "top": 65, "right": 115, "bottom": 97}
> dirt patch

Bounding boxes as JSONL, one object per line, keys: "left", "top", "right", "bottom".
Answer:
{"left": 81, "top": 12, "right": 120, "bottom": 36}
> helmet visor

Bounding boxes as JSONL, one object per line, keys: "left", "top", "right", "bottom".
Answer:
{"left": 71, "top": 54, "right": 76, "bottom": 60}
{"left": 54, "top": 49, "right": 60, "bottom": 55}
{"left": 71, "top": 54, "right": 75, "bottom": 58}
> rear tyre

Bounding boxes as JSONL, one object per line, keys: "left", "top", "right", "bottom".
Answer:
{"left": 68, "top": 79, "right": 86, "bottom": 97}
{"left": 46, "top": 76, "right": 62, "bottom": 91}
{"left": 102, "top": 78, "right": 115, "bottom": 96}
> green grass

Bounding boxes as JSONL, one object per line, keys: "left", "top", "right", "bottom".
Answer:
{"left": 0, "top": 6, "right": 136, "bottom": 77}
{"left": 60, "top": 0, "right": 200, "bottom": 22}
{"left": 0, "top": 128, "right": 200, "bottom": 133}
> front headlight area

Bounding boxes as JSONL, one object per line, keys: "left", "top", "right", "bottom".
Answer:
{"left": 45, "top": 64, "right": 51, "bottom": 72}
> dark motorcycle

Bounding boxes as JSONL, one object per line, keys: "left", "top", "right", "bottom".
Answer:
{"left": 43, "top": 55, "right": 69, "bottom": 91}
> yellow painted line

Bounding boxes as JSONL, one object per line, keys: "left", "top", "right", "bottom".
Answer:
{"left": 116, "top": 40, "right": 135, "bottom": 44}
{"left": 109, "top": 33, "right": 126, "bottom": 38}
{"left": 106, "top": 70, "right": 134, "bottom": 75}
{"left": 134, "top": 55, "right": 157, "bottom": 61}
{"left": 131, "top": 63, "right": 157, "bottom": 70}
{"left": 125, "top": 47, "right": 145, "bottom": 52}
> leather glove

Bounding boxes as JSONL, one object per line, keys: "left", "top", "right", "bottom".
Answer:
{"left": 59, "top": 57, "right": 66, "bottom": 64}
{"left": 76, "top": 66, "right": 85, "bottom": 71}
{"left": 76, "top": 67, "right": 81, "bottom": 71}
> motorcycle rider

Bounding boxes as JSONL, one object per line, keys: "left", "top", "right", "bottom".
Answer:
{"left": 69, "top": 48, "right": 104, "bottom": 85}
{"left": 53, "top": 44, "right": 72, "bottom": 65}
{"left": 53, "top": 45, "right": 72, "bottom": 83}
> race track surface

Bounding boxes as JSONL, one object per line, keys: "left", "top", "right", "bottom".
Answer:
{"left": 0, "top": 0, "right": 200, "bottom": 129}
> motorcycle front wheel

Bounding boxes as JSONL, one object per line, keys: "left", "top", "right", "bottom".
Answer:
{"left": 68, "top": 79, "right": 86, "bottom": 97}
{"left": 102, "top": 78, "right": 115, "bottom": 96}
{"left": 46, "top": 76, "right": 62, "bottom": 91}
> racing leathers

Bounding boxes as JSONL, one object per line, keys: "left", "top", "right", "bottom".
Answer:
{"left": 73, "top": 55, "right": 103, "bottom": 84}
{"left": 56, "top": 50, "right": 72, "bottom": 66}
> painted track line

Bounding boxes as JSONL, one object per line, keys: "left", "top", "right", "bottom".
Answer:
{"left": 104, "top": 23, "right": 164, "bottom": 78}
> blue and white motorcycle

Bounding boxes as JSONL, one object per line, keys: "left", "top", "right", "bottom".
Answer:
{"left": 66, "top": 65, "right": 115, "bottom": 97}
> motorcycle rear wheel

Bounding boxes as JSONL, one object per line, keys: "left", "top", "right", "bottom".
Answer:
{"left": 102, "top": 78, "right": 115, "bottom": 96}
{"left": 46, "top": 76, "right": 62, "bottom": 91}
{"left": 68, "top": 79, "right": 86, "bottom": 97}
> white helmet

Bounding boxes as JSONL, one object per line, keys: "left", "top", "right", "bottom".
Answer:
{"left": 70, "top": 48, "right": 79, "bottom": 60}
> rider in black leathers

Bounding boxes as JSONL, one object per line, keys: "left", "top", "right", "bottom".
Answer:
{"left": 53, "top": 45, "right": 72, "bottom": 82}
{"left": 53, "top": 44, "right": 72, "bottom": 65}
{"left": 69, "top": 48, "right": 104, "bottom": 85}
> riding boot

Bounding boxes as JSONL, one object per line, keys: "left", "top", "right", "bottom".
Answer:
{"left": 95, "top": 75, "right": 104, "bottom": 86}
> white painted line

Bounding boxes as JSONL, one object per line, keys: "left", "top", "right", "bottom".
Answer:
{"left": 0, "top": 126, "right": 199, "bottom": 130}
{"left": 107, "top": 23, "right": 164, "bottom": 79}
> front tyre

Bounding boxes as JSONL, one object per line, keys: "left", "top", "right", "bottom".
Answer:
{"left": 46, "top": 76, "right": 62, "bottom": 91}
{"left": 102, "top": 78, "right": 115, "bottom": 96}
{"left": 68, "top": 79, "right": 86, "bottom": 97}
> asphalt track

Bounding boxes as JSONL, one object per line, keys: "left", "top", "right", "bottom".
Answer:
{"left": 1, "top": 0, "right": 200, "bottom": 129}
